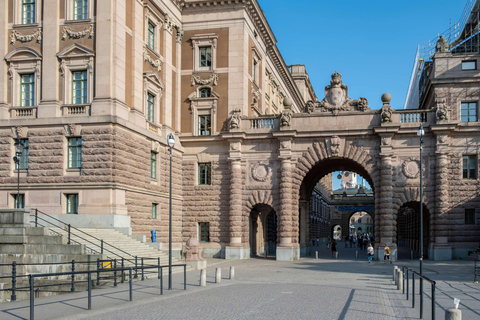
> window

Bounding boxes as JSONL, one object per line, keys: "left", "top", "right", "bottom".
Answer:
{"left": 68, "top": 137, "right": 82, "bottom": 169}
{"left": 198, "top": 163, "right": 211, "bottom": 185}
{"left": 72, "top": 71, "right": 87, "bottom": 104}
{"left": 253, "top": 58, "right": 259, "bottom": 83}
{"left": 465, "top": 209, "right": 475, "bottom": 225}
{"left": 73, "top": 0, "right": 88, "bottom": 20}
{"left": 198, "top": 222, "right": 210, "bottom": 242}
{"left": 147, "top": 92, "right": 155, "bottom": 122}
{"left": 462, "top": 60, "right": 477, "bottom": 70}
{"left": 22, "top": 0, "right": 35, "bottom": 24}
{"left": 199, "top": 46, "right": 212, "bottom": 68}
{"left": 461, "top": 102, "right": 477, "bottom": 122}
{"left": 147, "top": 22, "right": 155, "bottom": 50}
{"left": 15, "top": 139, "right": 29, "bottom": 170}
{"left": 66, "top": 194, "right": 78, "bottom": 214}
{"left": 150, "top": 152, "right": 157, "bottom": 179}
{"left": 463, "top": 155, "right": 477, "bottom": 179}
{"left": 199, "top": 88, "right": 211, "bottom": 98}
{"left": 198, "top": 115, "right": 211, "bottom": 136}
{"left": 152, "top": 203, "right": 158, "bottom": 219}
{"left": 13, "top": 194, "right": 25, "bottom": 209}
{"left": 20, "top": 74, "right": 35, "bottom": 107}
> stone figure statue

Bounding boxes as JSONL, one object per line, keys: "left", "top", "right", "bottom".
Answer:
{"left": 436, "top": 35, "right": 449, "bottom": 53}
{"left": 436, "top": 98, "right": 448, "bottom": 121}
{"left": 229, "top": 109, "right": 241, "bottom": 129}
{"left": 280, "top": 110, "right": 292, "bottom": 127}
{"left": 381, "top": 106, "right": 393, "bottom": 123}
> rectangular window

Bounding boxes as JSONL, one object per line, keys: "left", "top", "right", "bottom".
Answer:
{"left": 198, "top": 115, "right": 211, "bottom": 136}
{"left": 147, "top": 92, "right": 155, "bottom": 122}
{"left": 198, "top": 163, "right": 211, "bottom": 185}
{"left": 72, "top": 71, "right": 88, "bottom": 104}
{"left": 462, "top": 60, "right": 477, "bottom": 70}
{"left": 465, "top": 209, "right": 475, "bottom": 225}
{"left": 151, "top": 152, "right": 157, "bottom": 179}
{"left": 15, "top": 139, "right": 29, "bottom": 170}
{"left": 199, "top": 46, "right": 212, "bottom": 68}
{"left": 68, "top": 137, "right": 82, "bottom": 169}
{"left": 14, "top": 194, "right": 25, "bottom": 209}
{"left": 253, "top": 59, "right": 258, "bottom": 82}
{"left": 198, "top": 222, "right": 210, "bottom": 242}
{"left": 461, "top": 102, "right": 477, "bottom": 122}
{"left": 147, "top": 22, "right": 155, "bottom": 50}
{"left": 152, "top": 203, "right": 158, "bottom": 219}
{"left": 73, "top": 0, "right": 88, "bottom": 20}
{"left": 21, "top": 74, "right": 35, "bottom": 107}
{"left": 22, "top": 0, "right": 35, "bottom": 24}
{"left": 463, "top": 155, "right": 477, "bottom": 179}
{"left": 66, "top": 194, "right": 79, "bottom": 214}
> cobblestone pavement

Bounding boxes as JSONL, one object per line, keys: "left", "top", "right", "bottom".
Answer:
{"left": 0, "top": 243, "right": 478, "bottom": 320}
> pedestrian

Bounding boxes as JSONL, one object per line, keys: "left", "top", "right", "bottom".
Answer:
{"left": 367, "top": 244, "right": 374, "bottom": 263}
{"left": 327, "top": 236, "right": 331, "bottom": 249}
{"left": 331, "top": 239, "right": 337, "bottom": 257}
{"left": 345, "top": 235, "right": 349, "bottom": 248}
{"left": 384, "top": 244, "right": 391, "bottom": 264}
{"left": 363, "top": 236, "right": 368, "bottom": 250}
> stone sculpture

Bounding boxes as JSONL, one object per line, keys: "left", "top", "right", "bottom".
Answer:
{"left": 280, "top": 109, "right": 292, "bottom": 127}
{"left": 436, "top": 98, "right": 448, "bottom": 121}
{"left": 229, "top": 109, "right": 241, "bottom": 129}
{"left": 436, "top": 35, "right": 449, "bottom": 53}
{"left": 184, "top": 235, "right": 204, "bottom": 261}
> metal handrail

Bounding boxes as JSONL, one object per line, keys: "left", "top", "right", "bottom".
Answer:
{"left": 401, "top": 266, "right": 437, "bottom": 320}
{"left": 32, "top": 209, "right": 135, "bottom": 259}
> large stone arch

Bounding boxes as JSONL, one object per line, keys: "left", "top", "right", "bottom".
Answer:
{"left": 245, "top": 190, "right": 277, "bottom": 212}
{"left": 392, "top": 187, "right": 434, "bottom": 219}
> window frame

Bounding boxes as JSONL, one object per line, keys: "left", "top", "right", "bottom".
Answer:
{"left": 152, "top": 203, "right": 158, "bottom": 219}
{"left": 465, "top": 208, "right": 476, "bottom": 225}
{"left": 462, "top": 155, "right": 477, "bottom": 180}
{"left": 68, "top": 137, "right": 82, "bottom": 169}
{"left": 198, "top": 46, "right": 212, "bottom": 69}
{"left": 150, "top": 151, "right": 157, "bottom": 179}
{"left": 13, "top": 0, "right": 41, "bottom": 26}
{"left": 22, "top": 0, "right": 36, "bottom": 24}
{"left": 72, "top": 70, "right": 88, "bottom": 105}
{"left": 198, "top": 222, "right": 210, "bottom": 242}
{"left": 198, "top": 114, "right": 211, "bottom": 136}
{"left": 147, "top": 92, "right": 155, "bottom": 123}
{"left": 13, "top": 194, "right": 25, "bottom": 209}
{"left": 73, "top": 0, "right": 88, "bottom": 20}
{"left": 191, "top": 34, "right": 218, "bottom": 72}
{"left": 20, "top": 73, "right": 35, "bottom": 107}
{"left": 460, "top": 102, "right": 478, "bottom": 122}
{"left": 199, "top": 87, "right": 211, "bottom": 98}
{"left": 65, "top": 0, "right": 93, "bottom": 22}
{"left": 147, "top": 21, "right": 156, "bottom": 50}
{"left": 462, "top": 60, "right": 477, "bottom": 71}
{"left": 198, "top": 162, "right": 212, "bottom": 185}
{"left": 66, "top": 194, "right": 79, "bottom": 214}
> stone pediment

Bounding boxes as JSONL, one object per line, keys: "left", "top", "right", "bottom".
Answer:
{"left": 57, "top": 43, "right": 94, "bottom": 59}
{"left": 5, "top": 47, "right": 42, "bottom": 62}
{"left": 305, "top": 72, "right": 370, "bottom": 115}
{"left": 144, "top": 72, "right": 164, "bottom": 89}
{"left": 187, "top": 89, "right": 219, "bottom": 101}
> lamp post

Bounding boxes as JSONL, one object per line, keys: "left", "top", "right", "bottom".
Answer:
{"left": 167, "top": 133, "right": 175, "bottom": 290}
{"left": 417, "top": 124, "right": 424, "bottom": 316}
{"left": 13, "top": 140, "right": 24, "bottom": 209}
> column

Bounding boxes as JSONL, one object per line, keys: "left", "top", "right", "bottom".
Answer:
{"left": 379, "top": 154, "right": 395, "bottom": 246}
{"left": 0, "top": 0, "right": 7, "bottom": 117}
{"left": 228, "top": 158, "right": 242, "bottom": 246}
{"left": 278, "top": 157, "right": 292, "bottom": 246}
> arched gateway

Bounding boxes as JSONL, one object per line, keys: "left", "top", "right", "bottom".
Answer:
{"left": 201, "top": 73, "right": 476, "bottom": 262}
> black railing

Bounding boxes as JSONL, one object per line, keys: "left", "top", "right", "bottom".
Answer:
{"left": 401, "top": 266, "right": 437, "bottom": 320}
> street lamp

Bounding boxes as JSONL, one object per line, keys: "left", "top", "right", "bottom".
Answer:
{"left": 13, "top": 140, "right": 24, "bottom": 209}
{"left": 167, "top": 133, "right": 175, "bottom": 290}
{"left": 417, "top": 124, "right": 425, "bottom": 316}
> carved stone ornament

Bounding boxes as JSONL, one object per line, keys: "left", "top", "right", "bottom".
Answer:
{"left": 184, "top": 235, "right": 204, "bottom": 262}
{"left": 191, "top": 74, "right": 218, "bottom": 86}
{"left": 313, "top": 72, "right": 370, "bottom": 115}
{"left": 304, "top": 100, "right": 315, "bottom": 114}
{"left": 381, "top": 105, "right": 393, "bottom": 123}
{"left": 61, "top": 24, "right": 94, "bottom": 41}
{"left": 381, "top": 137, "right": 391, "bottom": 146}
{"left": 15, "top": 126, "right": 25, "bottom": 138}
{"left": 436, "top": 97, "right": 448, "bottom": 121}
{"left": 176, "top": 28, "right": 184, "bottom": 42}
{"left": 251, "top": 162, "right": 271, "bottom": 182}
{"left": 230, "top": 142, "right": 241, "bottom": 151}
{"left": 436, "top": 35, "right": 449, "bottom": 53}
{"left": 402, "top": 158, "right": 421, "bottom": 179}
{"left": 280, "top": 140, "right": 291, "bottom": 149}
{"left": 10, "top": 29, "right": 42, "bottom": 45}
{"left": 67, "top": 123, "right": 77, "bottom": 136}
{"left": 280, "top": 109, "right": 292, "bottom": 127}
{"left": 229, "top": 109, "right": 241, "bottom": 129}
{"left": 143, "top": 48, "right": 162, "bottom": 72}
{"left": 330, "top": 135, "right": 341, "bottom": 156}
{"left": 164, "top": 15, "right": 174, "bottom": 33}
{"left": 437, "top": 135, "right": 448, "bottom": 144}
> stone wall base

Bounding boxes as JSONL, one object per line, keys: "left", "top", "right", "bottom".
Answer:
{"left": 276, "top": 247, "right": 300, "bottom": 261}
{"left": 40, "top": 214, "right": 132, "bottom": 235}
{"left": 431, "top": 245, "right": 453, "bottom": 260}
{"left": 225, "top": 246, "right": 250, "bottom": 260}
{"left": 185, "top": 260, "right": 207, "bottom": 270}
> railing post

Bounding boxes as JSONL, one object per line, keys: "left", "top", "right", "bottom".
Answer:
{"left": 71, "top": 260, "right": 75, "bottom": 293}
{"left": 113, "top": 259, "right": 117, "bottom": 287}
{"left": 160, "top": 267, "right": 163, "bottom": 295}
{"left": 68, "top": 224, "right": 71, "bottom": 245}
{"left": 406, "top": 269, "right": 409, "bottom": 300}
{"left": 432, "top": 281, "right": 436, "bottom": 320}
{"left": 184, "top": 265, "right": 186, "bottom": 290}
{"left": 87, "top": 272, "right": 92, "bottom": 310}
{"left": 101, "top": 239, "right": 104, "bottom": 254}
{"left": 412, "top": 273, "right": 415, "bottom": 309}
{"left": 121, "top": 258, "right": 125, "bottom": 283}
{"left": 129, "top": 268, "right": 133, "bottom": 301}
{"left": 11, "top": 261, "right": 16, "bottom": 301}
{"left": 134, "top": 256, "right": 138, "bottom": 278}
{"left": 141, "top": 258, "right": 144, "bottom": 281}
{"left": 96, "top": 259, "right": 100, "bottom": 286}
{"left": 29, "top": 275, "right": 34, "bottom": 320}
{"left": 402, "top": 267, "right": 405, "bottom": 294}
{"left": 35, "top": 208, "right": 38, "bottom": 227}
{"left": 420, "top": 277, "right": 424, "bottom": 319}
{"left": 157, "top": 257, "right": 160, "bottom": 280}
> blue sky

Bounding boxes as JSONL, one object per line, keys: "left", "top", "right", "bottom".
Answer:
{"left": 259, "top": 0, "right": 465, "bottom": 110}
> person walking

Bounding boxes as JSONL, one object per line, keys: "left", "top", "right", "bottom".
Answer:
{"left": 331, "top": 239, "right": 337, "bottom": 257}
{"left": 384, "top": 244, "right": 391, "bottom": 264}
{"left": 367, "top": 244, "right": 374, "bottom": 263}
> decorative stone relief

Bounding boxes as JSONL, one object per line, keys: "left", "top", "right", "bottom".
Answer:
{"left": 251, "top": 84, "right": 260, "bottom": 110}
{"left": 229, "top": 109, "right": 241, "bottom": 129}
{"left": 304, "top": 100, "right": 315, "bottom": 114}
{"left": 381, "top": 137, "right": 391, "bottom": 146}
{"left": 164, "top": 15, "right": 174, "bottom": 33}
{"left": 230, "top": 142, "right": 241, "bottom": 151}
{"left": 330, "top": 135, "right": 341, "bottom": 156}
{"left": 381, "top": 105, "right": 393, "bottom": 123}
{"left": 191, "top": 74, "right": 218, "bottom": 86}
{"left": 67, "top": 123, "right": 77, "bottom": 136}
{"left": 280, "top": 110, "right": 292, "bottom": 127}
{"left": 251, "top": 162, "right": 272, "bottom": 182}
{"left": 10, "top": 29, "right": 42, "bottom": 45}
{"left": 280, "top": 140, "right": 291, "bottom": 149}
{"left": 402, "top": 158, "right": 421, "bottom": 179}
{"left": 61, "top": 24, "right": 94, "bottom": 41}
{"left": 436, "top": 97, "right": 448, "bottom": 121}
{"left": 176, "top": 28, "right": 184, "bottom": 42}
{"left": 143, "top": 48, "right": 162, "bottom": 72}
{"left": 437, "top": 135, "right": 448, "bottom": 144}
{"left": 15, "top": 126, "right": 25, "bottom": 138}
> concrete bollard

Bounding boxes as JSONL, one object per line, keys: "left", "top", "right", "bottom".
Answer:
{"left": 445, "top": 308, "right": 462, "bottom": 320}
{"left": 397, "top": 270, "right": 403, "bottom": 291}
{"left": 215, "top": 268, "right": 221, "bottom": 284}
{"left": 200, "top": 269, "right": 206, "bottom": 287}
{"left": 229, "top": 266, "right": 234, "bottom": 280}
{"left": 394, "top": 267, "right": 398, "bottom": 283}
{"left": 355, "top": 251, "right": 359, "bottom": 259}
{"left": 335, "top": 252, "right": 339, "bottom": 259}
{"left": 315, "top": 251, "right": 318, "bottom": 259}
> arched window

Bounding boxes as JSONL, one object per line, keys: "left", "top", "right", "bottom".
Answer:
{"left": 199, "top": 87, "right": 211, "bottom": 98}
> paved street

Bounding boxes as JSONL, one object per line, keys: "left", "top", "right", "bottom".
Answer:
{"left": 0, "top": 243, "right": 478, "bottom": 320}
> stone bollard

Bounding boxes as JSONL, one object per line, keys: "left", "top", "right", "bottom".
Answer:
{"left": 393, "top": 267, "right": 398, "bottom": 283}
{"left": 200, "top": 269, "right": 206, "bottom": 287}
{"left": 229, "top": 266, "right": 234, "bottom": 280}
{"left": 315, "top": 251, "right": 318, "bottom": 259}
{"left": 215, "top": 268, "right": 221, "bottom": 284}
{"left": 445, "top": 309, "right": 461, "bottom": 320}
{"left": 397, "top": 270, "right": 403, "bottom": 291}
{"left": 355, "top": 251, "right": 359, "bottom": 259}
{"left": 335, "top": 252, "right": 339, "bottom": 259}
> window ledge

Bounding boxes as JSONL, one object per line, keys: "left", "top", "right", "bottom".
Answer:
{"left": 64, "top": 19, "right": 92, "bottom": 25}
{"left": 12, "top": 23, "right": 40, "bottom": 29}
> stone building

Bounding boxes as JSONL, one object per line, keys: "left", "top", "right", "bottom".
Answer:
{"left": 1, "top": 0, "right": 479, "bottom": 262}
